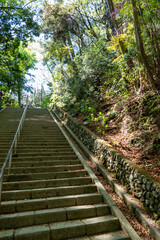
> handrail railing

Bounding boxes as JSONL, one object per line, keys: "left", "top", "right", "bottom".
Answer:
{"left": 0, "top": 107, "right": 6, "bottom": 113}
{"left": 0, "top": 104, "right": 28, "bottom": 202}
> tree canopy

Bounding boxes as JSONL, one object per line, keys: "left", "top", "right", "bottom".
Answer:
{"left": 1, "top": 0, "right": 160, "bottom": 111}
{"left": 41, "top": 0, "right": 160, "bottom": 110}
{"left": 0, "top": 0, "right": 40, "bottom": 105}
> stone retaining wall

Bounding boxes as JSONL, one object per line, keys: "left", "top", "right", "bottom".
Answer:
{"left": 53, "top": 105, "right": 160, "bottom": 220}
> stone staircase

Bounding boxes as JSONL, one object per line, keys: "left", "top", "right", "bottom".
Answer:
{"left": 0, "top": 108, "right": 131, "bottom": 240}
{"left": 0, "top": 108, "right": 23, "bottom": 160}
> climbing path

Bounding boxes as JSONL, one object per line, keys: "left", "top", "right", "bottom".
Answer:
{"left": 0, "top": 108, "right": 137, "bottom": 239}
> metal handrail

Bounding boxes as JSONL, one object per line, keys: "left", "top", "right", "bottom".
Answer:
{"left": 0, "top": 107, "right": 6, "bottom": 113}
{"left": 0, "top": 104, "right": 28, "bottom": 202}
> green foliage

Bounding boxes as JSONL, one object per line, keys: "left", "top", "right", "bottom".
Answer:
{"left": 94, "top": 112, "right": 109, "bottom": 134}
{"left": 140, "top": 92, "right": 160, "bottom": 118}
{"left": 0, "top": 89, "right": 19, "bottom": 108}
{"left": 0, "top": 0, "right": 40, "bottom": 104}
{"left": 145, "top": 164, "right": 153, "bottom": 168}
{"left": 41, "top": 0, "right": 160, "bottom": 135}
{"left": 41, "top": 94, "right": 52, "bottom": 109}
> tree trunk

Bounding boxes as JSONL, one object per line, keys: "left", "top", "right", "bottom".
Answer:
{"left": 104, "top": 0, "right": 115, "bottom": 37}
{"left": 131, "top": 0, "right": 156, "bottom": 89}
{"left": 150, "top": 19, "right": 160, "bottom": 68}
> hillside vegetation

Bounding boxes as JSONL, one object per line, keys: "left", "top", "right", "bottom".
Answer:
{"left": 40, "top": 0, "right": 160, "bottom": 179}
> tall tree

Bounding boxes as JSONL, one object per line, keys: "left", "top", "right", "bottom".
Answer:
{"left": 0, "top": 0, "right": 40, "bottom": 104}
{"left": 131, "top": 0, "right": 157, "bottom": 89}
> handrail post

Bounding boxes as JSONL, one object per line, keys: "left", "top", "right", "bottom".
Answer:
{"left": 18, "top": 129, "right": 20, "bottom": 139}
{"left": 8, "top": 151, "right": 12, "bottom": 175}
{"left": 14, "top": 138, "right": 17, "bottom": 153}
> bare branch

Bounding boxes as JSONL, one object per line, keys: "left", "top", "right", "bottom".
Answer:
{"left": 0, "top": 7, "right": 23, "bottom": 10}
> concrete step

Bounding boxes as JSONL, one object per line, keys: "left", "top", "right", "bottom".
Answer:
{"left": 2, "top": 184, "right": 97, "bottom": 201}
{"left": 16, "top": 143, "right": 71, "bottom": 147}
{"left": 0, "top": 148, "right": 12, "bottom": 153}
{"left": 20, "top": 134, "right": 63, "bottom": 138}
{"left": 0, "top": 140, "right": 12, "bottom": 143}
{"left": 0, "top": 159, "right": 76, "bottom": 165}
{"left": 19, "top": 132, "right": 65, "bottom": 137}
{"left": 21, "top": 131, "right": 62, "bottom": 133}
{"left": 17, "top": 139, "right": 68, "bottom": 143}
{"left": 0, "top": 193, "right": 103, "bottom": 214}
{"left": 16, "top": 145, "right": 71, "bottom": 149}
{"left": 19, "top": 137, "right": 66, "bottom": 140}
{"left": 0, "top": 133, "right": 14, "bottom": 137}
{"left": 0, "top": 136, "right": 15, "bottom": 139}
{"left": 3, "top": 170, "right": 88, "bottom": 181}
{"left": 49, "top": 216, "right": 120, "bottom": 239}
{"left": 0, "top": 160, "right": 81, "bottom": 168}
{"left": 2, "top": 177, "right": 92, "bottom": 191}
{"left": 71, "top": 231, "right": 130, "bottom": 240}
{"left": 22, "top": 125, "right": 59, "bottom": 129}
{"left": 0, "top": 125, "right": 20, "bottom": 128}
{"left": 0, "top": 144, "right": 14, "bottom": 148}
{"left": 12, "top": 151, "right": 76, "bottom": 157}
{"left": 21, "top": 134, "right": 62, "bottom": 137}
{"left": 0, "top": 132, "right": 16, "bottom": 134}
{"left": 21, "top": 129, "right": 62, "bottom": 131}
{"left": 16, "top": 146, "right": 71, "bottom": 150}
{"left": 22, "top": 129, "right": 60, "bottom": 131}
{"left": 0, "top": 216, "right": 120, "bottom": 240}
{"left": 0, "top": 154, "right": 78, "bottom": 162}
{"left": 0, "top": 204, "right": 110, "bottom": 229}
{"left": 11, "top": 155, "right": 78, "bottom": 161}
{"left": 6, "top": 164, "right": 83, "bottom": 174}
{"left": 15, "top": 148, "right": 74, "bottom": 153}
{"left": 0, "top": 151, "right": 11, "bottom": 157}
{"left": 20, "top": 132, "right": 64, "bottom": 135}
